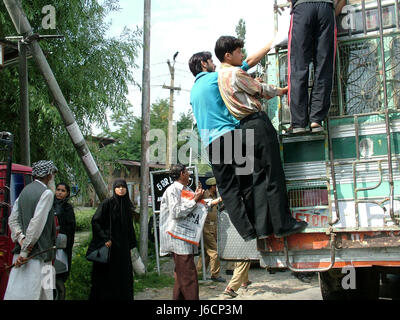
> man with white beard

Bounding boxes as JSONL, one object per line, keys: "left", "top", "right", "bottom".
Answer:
{"left": 4, "top": 160, "right": 58, "bottom": 300}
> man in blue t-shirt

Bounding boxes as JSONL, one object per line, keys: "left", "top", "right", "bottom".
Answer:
{"left": 188, "top": 42, "right": 275, "bottom": 241}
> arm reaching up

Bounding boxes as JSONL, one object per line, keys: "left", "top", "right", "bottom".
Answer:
{"left": 245, "top": 39, "right": 274, "bottom": 68}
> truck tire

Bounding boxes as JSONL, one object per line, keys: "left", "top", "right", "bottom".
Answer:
{"left": 319, "top": 269, "right": 347, "bottom": 300}
{"left": 319, "top": 267, "right": 380, "bottom": 300}
{"left": 348, "top": 267, "right": 379, "bottom": 300}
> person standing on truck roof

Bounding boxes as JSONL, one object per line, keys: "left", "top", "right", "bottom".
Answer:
{"left": 287, "top": 0, "right": 346, "bottom": 133}
{"left": 215, "top": 35, "right": 308, "bottom": 238}
{"left": 196, "top": 177, "right": 225, "bottom": 283}
{"left": 189, "top": 40, "right": 281, "bottom": 241}
{"left": 4, "top": 160, "right": 58, "bottom": 300}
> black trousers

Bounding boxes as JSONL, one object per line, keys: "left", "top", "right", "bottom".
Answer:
{"left": 207, "top": 131, "right": 257, "bottom": 241}
{"left": 239, "top": 112, "right": 293, "bottom": 236}
{"left": 288, "top": 2, "right": 336, "bottom": 128}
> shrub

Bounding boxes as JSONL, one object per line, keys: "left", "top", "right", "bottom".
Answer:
{"left": 134, "top": 272, "right": 174, "bottom": 294}
{"left": 133, "top": 237, "right": 175, "bottom": 294}
{"left": 66, "top": 213, "right": 175, "bottom": 300}
{"left": 74, "top": 207, "right": 96, "bottom": 231}
{"left": 65, "top": 236, "right": 92, "bottom": 300}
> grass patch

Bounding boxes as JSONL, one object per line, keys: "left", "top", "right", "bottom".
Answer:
{"left": 65, "top": 231, "right": 175, "bottom": 299}
{"left": 65, "top": 236, "right": 92, "bottom": 300}
{"left": 134, "top": 239, "right": 175, "bottom": 294}
{"left": 74, "top": 207, "right": 96, "bottom": 231}
{"left": 134, "top": 272, "right": 175, "bottom": 293}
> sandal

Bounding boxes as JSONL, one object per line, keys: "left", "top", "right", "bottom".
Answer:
{"left": 310, "top": 122, "right": 324, "bottom": 133}
{"left": 224, "top": 287, "right": 238, "bottom": 298}
{"left": 241, "top": 281, "right": 252, "bottom": 289}
{"left": 284, "top": 126, "right": 307, "bottom": 135}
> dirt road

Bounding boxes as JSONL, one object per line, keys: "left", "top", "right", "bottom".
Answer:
{"left": 135, "top": 257, "right": 322, "bottom": 300}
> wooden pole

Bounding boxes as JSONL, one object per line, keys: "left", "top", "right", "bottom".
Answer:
{"left": 139, "top": 0, "right": 151, "bottom": 268}
{"left": 18, "top": 40, "right": 30, "bottom": 166}
{"left": 164, "top": 59, "right": 180, "bottom": 169}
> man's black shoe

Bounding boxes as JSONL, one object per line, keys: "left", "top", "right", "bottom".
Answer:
{"left": 243, "top": 233, "right": 257, "bottom": 242}
{"left": 292, "top": 271, "right": 315, "bottom": 283}
{"left": 275, "top": 220, "right": 308, "bottom": 238}
{"left": 209, "top": 276, "right": 226, "bottom": 283}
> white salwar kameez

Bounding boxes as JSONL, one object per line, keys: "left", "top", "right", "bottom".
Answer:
{"left": 4, "top": 257, "right": 53, "bottom": 300}
{"left": 4, "top": 180, "right": 55, "bottom": 300}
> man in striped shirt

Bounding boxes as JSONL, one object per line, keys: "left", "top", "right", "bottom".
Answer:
{"left": 215, "top": 35, "right": 308, "bottom": 239}
{"left": 159, "top": 164, "right": 204, "bottom": 300}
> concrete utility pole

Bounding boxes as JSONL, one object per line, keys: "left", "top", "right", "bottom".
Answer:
{"left": 18, "top": 40, "right": 30, "bottom": 166}
{"left": 139, "top": 0, "right": 151, "bottom": 269}
{"left": 4, "top": 0, "right": 108, "bottom": 201}
{"left": 163, "top": 55, "right": 181, "bottom": 169}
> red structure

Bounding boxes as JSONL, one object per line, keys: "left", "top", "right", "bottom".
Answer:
{"left": 0, "top": 163, "right": 32, "bottom": 299}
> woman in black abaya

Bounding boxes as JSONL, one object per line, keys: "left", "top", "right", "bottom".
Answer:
{"left": 53, "top": 182, "right": 76, "bottom": 300}
{"left": 87, "top": 179, "right": 137, "bottom": 300}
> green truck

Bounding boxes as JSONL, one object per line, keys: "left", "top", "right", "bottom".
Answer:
{"left": 218, "top": 0, "right": 400, "bottom": 299}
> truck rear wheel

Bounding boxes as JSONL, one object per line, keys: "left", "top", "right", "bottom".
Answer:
{"left": 319, "top": 269, "right": 347, "bottom": 300}
{"left": 348, "top": 267, "right": 379, "bottom": 300}
{"left": 319, "top": 267, "right": 379, "bottom": 300}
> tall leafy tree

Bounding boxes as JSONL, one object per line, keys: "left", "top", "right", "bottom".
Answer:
{"left": 235, "top": 18, "right": 248, "bottom": 59}
{"left": 0, "top": 1, "right": 142, "bottom": 191}
{"left": 103, "top": 99, "right": 194, "bottom": 164}
{"left": 235, "top": 18, "right": 266, "bottom": 77}
{"left": 105, "top": 98, "right": 169, "bottom": 162}
{"left": 177, "top": 110, "right": 194, "bottom": 133}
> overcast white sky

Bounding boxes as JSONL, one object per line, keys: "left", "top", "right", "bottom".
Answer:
{"left": 102, "top": 0, "right": 291, "bottom": 131}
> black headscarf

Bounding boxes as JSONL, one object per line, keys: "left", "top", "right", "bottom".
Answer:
{"left": 87, "top": 179, "right": 136, "bottom": 254}
{"left": 112, "top": 179, "right": 134, "bottom": 219}
{"left": 112, "top": 178, "right": 129, "bottom": 202}
{"left": 111, "top": 179, "right": 135, "bottom": 244}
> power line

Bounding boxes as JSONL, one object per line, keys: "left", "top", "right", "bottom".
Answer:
{"left": 150, "top": 73, "right": 170, "bottom": 79}
{"left": 151, "top": 61, "right": 168, "bottom": 66}
{"left": 175, "top": 67, "right": 191, "bottom": 74}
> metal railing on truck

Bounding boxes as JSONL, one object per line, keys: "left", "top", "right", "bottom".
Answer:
{"left": 269, "top": 0, "right": 400, "bottom": 271}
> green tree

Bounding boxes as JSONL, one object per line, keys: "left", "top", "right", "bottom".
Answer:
{"left": 150, "top": 98, "right": 169, "bottom": 135}
{"left": 177, "top": 110, "right": 194, "bottom": 133}
{"left": 235, "top": 18, "right": 266, "bottom": 76}
{"left": 0, "top": 1, "right": 142, "bottom": 192}
{"left": 104, "top": 98, "right": 169, "bottom": 162}
{"left": 176, "top": 109, "right": 194, "bottom": 149}
{"left": 103, "top": 99, "right": 194, "bottom": 164}
{"left": 235, "top": 18, "right": 248, "bottom": 59}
